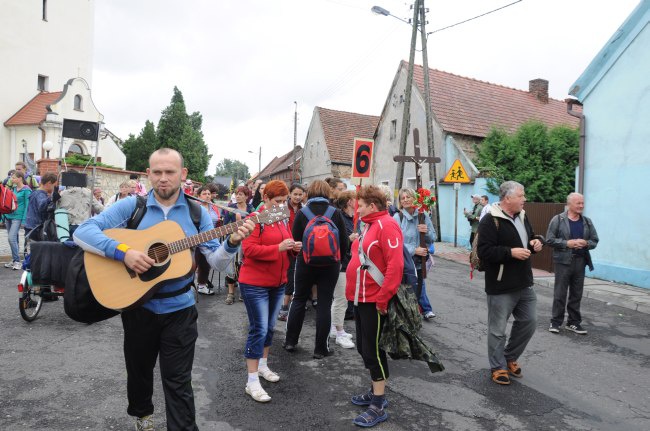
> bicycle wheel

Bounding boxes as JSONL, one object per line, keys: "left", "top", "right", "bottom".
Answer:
{"left": 19, "top": 272, "right": 43, "bottom": 322}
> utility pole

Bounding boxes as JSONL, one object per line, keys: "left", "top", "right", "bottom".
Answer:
{"left": 393, "top": 0, "right": 421, "bottom": 201}
{"left": 419, "top": 0, "right": 441, "bottom": 240}
{"left": 292, "top": 101, "right": 298, "bottom": 182}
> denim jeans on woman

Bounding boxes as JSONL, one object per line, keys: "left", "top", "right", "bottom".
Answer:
{"left": 239, "top": 283, "right": 285, "bottom": 359}
{"left": 5, "top": 218, "right": 22, "bottom": 263}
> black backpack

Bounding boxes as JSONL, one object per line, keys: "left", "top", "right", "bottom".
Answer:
{"left": 64, "top": 196, "right": 203, "bottom": 324}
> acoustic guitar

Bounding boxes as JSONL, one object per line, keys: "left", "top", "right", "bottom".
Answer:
{"left": 84, "top": 204, "right": 289, "bottom": 311}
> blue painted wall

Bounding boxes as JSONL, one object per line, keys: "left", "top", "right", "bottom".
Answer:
{"left": 576, "top": 16, "right": 650, "bottom": 288}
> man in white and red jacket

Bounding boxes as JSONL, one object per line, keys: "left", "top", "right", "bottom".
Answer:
{"left": 345, "top": 185, "right": 403, "bottom": 428}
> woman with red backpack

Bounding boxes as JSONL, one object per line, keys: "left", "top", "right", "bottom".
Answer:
{"left": 283, "top": 180, "right": 349, "bottom": 359}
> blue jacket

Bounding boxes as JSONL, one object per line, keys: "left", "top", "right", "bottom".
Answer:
{"left": 394, "top": 209, "right": 435, "bottom": 259}
{"left": 25, "top": 189, "right": 51, "bottom": 230}
{"left": 74, "top": 191, "right": 239, "bottom": 314}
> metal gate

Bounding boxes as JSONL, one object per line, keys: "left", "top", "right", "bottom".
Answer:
{"left": 524, "top": 202, "right": 566, "bottom": 273}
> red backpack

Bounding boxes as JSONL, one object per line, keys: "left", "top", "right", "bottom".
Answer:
{"left": 0, "top": 184, "right": 18, "bottom": 214}
{"left": 301, "top": 206, "right": 340, "bottom": 266}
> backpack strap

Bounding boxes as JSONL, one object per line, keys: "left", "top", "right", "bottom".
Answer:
{"left": 399, "top": 211, "right": 404, "bottom": 223}
{"left": 323, "top": 206, "right": 335, "bottom": 219}
{"left": 127, "top": 196, "right": 148, "bottom": 230}
{"left": 185, "top": 196, "right": 203, "bottom": 232}
{"left": 354, "top": 230, "right": 385, "bottom": 305}
{"left": 301, "top": 205, "right": 316, "bottom": 221}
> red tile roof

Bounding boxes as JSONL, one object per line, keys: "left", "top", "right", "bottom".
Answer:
{"left": 259, "top": 146, "right": 303, "bottom": 178}
{"left": 317, "top": 107, "right": 379, "bottom": 163}
{"left": 4, "top": 92, "right": 63, "bottom": 126}
{"left": 408, "top": 62, "right": 579, "bottom": 137}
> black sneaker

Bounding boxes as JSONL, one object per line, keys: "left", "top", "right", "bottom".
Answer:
{"left": 566, "top": 324, "right": 587, "bottom": 335}
{"left": 548, "top": 323, "right": 560, "bottom": 333}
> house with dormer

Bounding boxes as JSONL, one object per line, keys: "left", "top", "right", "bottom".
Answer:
{"left": 372, "top": 61, "right": 579, "bottom": 243}
{"left": 301, "top": 107, "right": 378, "bottom": 183}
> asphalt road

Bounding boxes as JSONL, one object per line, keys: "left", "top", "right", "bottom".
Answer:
{"left": 0, "top": 258, "right": 648, "bottom": 431}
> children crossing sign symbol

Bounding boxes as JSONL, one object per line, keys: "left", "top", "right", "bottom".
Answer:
{"left": 443, "top": 159, "right": 470, "bottom": 183}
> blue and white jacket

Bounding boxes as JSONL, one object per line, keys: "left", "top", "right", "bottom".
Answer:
{"left": 394, "top": 209, "right": 435, "bottom": 266}
{"left": 74, "top": 191, "right": 239, "bottom": 314}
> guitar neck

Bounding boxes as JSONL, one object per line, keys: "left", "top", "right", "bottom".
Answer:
{"left": 167, "top": 215, "right": 260, "bottom": 254}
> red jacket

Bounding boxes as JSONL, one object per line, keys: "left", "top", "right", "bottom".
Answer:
{"left": 238, "top": 209, "right": 293, "bottom": 288}
{"left": 346, "top": 210, "right": 404, "bottom": 311}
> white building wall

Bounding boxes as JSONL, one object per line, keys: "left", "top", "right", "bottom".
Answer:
{"left": 301, "top": 110, "right": 334, "bottom": 183}
{"left": 372, "top": 67, "right": 445, "bottom": 197}
{"left": 0, "top": 0, "right": 95, "bottom": 173}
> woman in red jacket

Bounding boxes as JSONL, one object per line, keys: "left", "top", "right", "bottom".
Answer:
{"left": 345, "top": 185, "right": 404, "bottom": 428}
{"left": 239, "top": 180, "right": 302, "bottom": 403}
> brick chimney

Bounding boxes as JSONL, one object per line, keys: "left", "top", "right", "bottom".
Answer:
{"left": 529, "top": 79, "right": 549, "bottom": 103}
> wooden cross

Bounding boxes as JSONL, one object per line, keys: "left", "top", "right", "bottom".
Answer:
{"left": 393, "top": 128, "right": 441, "bottom": 295}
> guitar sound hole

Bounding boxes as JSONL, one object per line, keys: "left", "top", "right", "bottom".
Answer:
{"left": 147, "top": 242, "right": 170, "bottom": 264}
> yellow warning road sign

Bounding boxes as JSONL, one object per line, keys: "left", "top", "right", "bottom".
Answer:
{"left": 443, "top": 159, "right": 470, "bottom": 183}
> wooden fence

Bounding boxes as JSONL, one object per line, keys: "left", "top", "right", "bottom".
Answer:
{"left": 524, "top": 202, "right": 566, "bottom": 273}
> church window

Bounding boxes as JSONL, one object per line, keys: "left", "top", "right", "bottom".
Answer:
{"left": 68, "top": 142, "right": 85, "bottom": 155}
{"left": 74, "top": 95, "right": 83, "bottom": 111}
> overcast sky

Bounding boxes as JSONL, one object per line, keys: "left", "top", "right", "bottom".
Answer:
{"left": 92, "top": 0, "right": 640, "bottom": 176}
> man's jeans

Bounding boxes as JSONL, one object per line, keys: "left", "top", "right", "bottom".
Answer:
{"left": 239, "top": 283, "right": 284, "bottom": 359}
{"left": 5, "top": 218, "right": 21, "bottom": 263}
{"left": 551, "top": 256, "right": 586, "bottom": 326}
{"left": 487, "top": 286, "right": 537, "bottom": 370}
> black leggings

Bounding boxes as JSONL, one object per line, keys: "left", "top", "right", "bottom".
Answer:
{"left": 354, "top": 302, "right": 389, "bottom": 382}
{"left": 285, "top": 259, "right": 340, "bottom": 355}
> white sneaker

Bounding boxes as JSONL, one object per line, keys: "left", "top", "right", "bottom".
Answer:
{"left": 4, "top": 262, "right": 14, "bottom": 268}
{"left": 197, "top": 284, "right": 214, "bottom": 295}
{"left": 330, "top": 326, "right": 353, "bottom": 339}
{"left": 424, "top": 311, "right": 436, "bottom": 319}
{"left": 12, "top": 261, "right": 21, "bottom": 270}
{"left": 336, "top": 335, "right": 355, "bottom": 349}
{"left": 258, "top": 367, "right": 280, "bottom": 382}
{"left": 245, "top": 382, "right": 271, "bottom": 402}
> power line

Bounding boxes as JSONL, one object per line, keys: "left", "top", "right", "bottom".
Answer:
{"left": 427, "top": 0, "right": 523, "bottom": 36}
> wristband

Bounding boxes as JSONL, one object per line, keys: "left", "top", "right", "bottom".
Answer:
{"left": 114, "top": 243, "right": 131, "bottom": 262}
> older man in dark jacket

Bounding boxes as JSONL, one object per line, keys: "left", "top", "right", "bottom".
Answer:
{"left": 477, "top": 181, "right": 544, "bottom": 385}
{"left": 546, "top": 193, "right": 598, "bottom": 335}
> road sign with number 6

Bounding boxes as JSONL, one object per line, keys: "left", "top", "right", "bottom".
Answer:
{"left": 352, "top": 138, "right": 374, "bottom": 180}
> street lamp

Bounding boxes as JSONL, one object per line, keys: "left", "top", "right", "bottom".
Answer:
{"left": 372, "top": 1, "right": 441, "bottom": 241}
{"left": 371, "top": 5, "right": 410, "bottom": 25}
{"left": 248, "top": 146, "right": 261, "bottom": 177}
{"left": 42, "top": 140, "right": 54, "bottom": 159}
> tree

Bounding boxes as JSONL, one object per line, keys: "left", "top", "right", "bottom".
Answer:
{"left": 122, "top": 120, "right": 157, "bottom": 172}
{"left": 157, "top": 87, "right": 211, "bottom": 181}
{"left": 214, "top": 159, "right": 250, "bottom": 186}
{"left": 473, "top": 121, "right": 579, "bottom": 202}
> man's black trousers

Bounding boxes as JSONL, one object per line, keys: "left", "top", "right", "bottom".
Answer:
{"left": 551, "top": 256, "right": 586, "bottom": 327}
{"left": 121, "top": 305, "right": 199, "bottom": 431}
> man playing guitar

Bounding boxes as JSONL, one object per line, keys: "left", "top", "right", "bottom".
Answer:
{"left": 74, "top": 148, "right": 255, "bottom": 430}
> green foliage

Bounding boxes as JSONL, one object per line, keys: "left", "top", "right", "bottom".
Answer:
{"left": 122, "top": 120, "right": 157, "bottom": 172}
{"left": 214, "top": 159, "right": 250, "bottom": 186}
{"left": 473, "top": 121, "right": 579, "bottom": 202}
{"left": 63, "top": 154, "right": 118, "bottom": 169}
{"left": 123, "top": 87, "right": 211, "bottom": 181}
{"left": 156, "top": 87, "right": 211, "bottom": 182}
